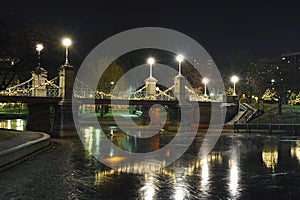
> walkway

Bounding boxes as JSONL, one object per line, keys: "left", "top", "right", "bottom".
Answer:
{"left": 0, "top": 130, "right": 50, "bottom": 171}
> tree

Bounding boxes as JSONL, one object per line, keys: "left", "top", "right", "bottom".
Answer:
{"left": 254, "top": 58, "right": 289, "bottom": 115}
{"left": 98, "top": 61, "right": 125, "bottom": 92}
{"left": 242, "top": 62, "right": 267, "bottom": 102}
{"left": 222, "top": 49, "right": 255, "bottom": 98}
{"left": 0, "top": 24, "right": 69, "bottom": 90}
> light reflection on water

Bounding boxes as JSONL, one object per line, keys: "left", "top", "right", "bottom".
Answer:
{"left": 0, "top": 119, "right": 26, "bottom": 131}
{"left": 141, "top": 173, "right": 156, "bottom": 200}
{"left": 228, "top": 149, "right": 240, "bottom": 198}
{"left": 262, "top": 144, "right": 278, "bottom": 170}
{"left": 80, "top": 126, "right": 300, "bottom": 199}
{"left": 290, "top": 141, "right": 300, "bottom": 163}
{"left": 3, "top": 118, "right": 300, "bottom": 199}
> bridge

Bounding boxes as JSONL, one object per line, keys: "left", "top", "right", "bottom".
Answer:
{"left": 0, "top": 60, "right": 238, "bottom": 137}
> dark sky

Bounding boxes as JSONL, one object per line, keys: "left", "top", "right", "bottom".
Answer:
{"left": 2, "top": 0, "right": 300, "bottom": 67}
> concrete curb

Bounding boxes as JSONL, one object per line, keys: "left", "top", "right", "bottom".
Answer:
{"left": 0, "top": 132, "right": 50, "bottom": 171}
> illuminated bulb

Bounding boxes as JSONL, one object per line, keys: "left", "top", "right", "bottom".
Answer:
{"left": 176, "top": 54, "right": 184, "bottom": 62}
{"left": 62, "top": 38, "right": 72, "bottom": 47}
{"left": 36, "top": 44, "right": 44, "bottom": 52}
{"left": 231, "top": 75, "right": 239, "bottom": 83}
{"left": 147, "top": 57, "right": 155, "bottom": 65}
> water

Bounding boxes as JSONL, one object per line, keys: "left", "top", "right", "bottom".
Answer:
{"left": 2, "top": 119, "right": 300, "bottom": 199}
{"left": 79, "top": 127, "right": 300, "bottom": 199}
{"left": 0, "top": 118, "right": 26, "bottom": 131}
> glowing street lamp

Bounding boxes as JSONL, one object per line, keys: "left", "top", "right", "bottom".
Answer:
{"left": 62, "top": 37, "right": 72, "bottom": 65}
{"left": 271, "top": 79, "right": 275, "bottom": 84}
{"left": 202, "top": 77, "right": 209, "bottom": 96}
{"left": 231, "top": 75, "right": 239, "bottom": 96}
{"left": 147, "top": 57, "right": 155, "bottom": 78}
{"left": 176, "top": 54, "right": 184, "bottom": 75}
{"left": 110, "top": 81, "right": 115, "bottom": 90}
{"left": 35, "top": 43, "right": 44, "bottom": 67}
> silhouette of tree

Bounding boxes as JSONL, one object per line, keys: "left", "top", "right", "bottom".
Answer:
{"left": 0, "top": 11, "right": 68, "bottom": 90}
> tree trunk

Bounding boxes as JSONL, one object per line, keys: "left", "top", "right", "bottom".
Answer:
{"left": 278, "top": 97, "right": 282, "bottom": 115}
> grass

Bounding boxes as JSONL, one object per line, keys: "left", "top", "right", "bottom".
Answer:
{"left": 250, "top": 103, "right": 300, "bottom": 124}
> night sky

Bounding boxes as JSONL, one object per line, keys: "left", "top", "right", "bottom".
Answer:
{"left": 2, "top": 0, "right": 300, "bottom": 68}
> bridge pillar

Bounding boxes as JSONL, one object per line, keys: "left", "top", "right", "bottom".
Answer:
{"left": 174, "top": 74, "right": 186, "bottom": 104}
{"left": 179, "top": 104, "right": 193, "bottom": 132}
{"left": 31, "top": 67, "right": 47, "bottom": 97}
{"left": 168, "top": 105, "right": 180, "bottom": 123}
{"left": 54, "top": 64, "right": 77, "bottom": 137}
{"left": 26, "top": 102, "right": 52, "bottom": 133}
{"left": 59, "top": 64, "right": 75, "bottom": 99}
{"left": 144, "top": 77, "right": 157, "bottom": 99}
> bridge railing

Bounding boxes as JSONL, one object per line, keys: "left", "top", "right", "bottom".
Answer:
{"left": 46, "top": 87, "right": 59, "bottom": 97}
{"left": 73, "top": 83, "right": 177, "bottom": 101}
{"left": 72, "top": 80, "right": 223, "bottom": 102}
{"left": 154, "top": 86, "right": 175, "bottom": 100}
{"left": 44, "top": 77, "right": 59, "bottom": 97}
{"left": 2, "top": 78, "right": 33, "bottom": 96}
{"left": 1, "top": 76, "right": 60, "bottom": 97}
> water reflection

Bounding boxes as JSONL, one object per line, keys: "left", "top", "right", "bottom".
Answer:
{"left": 140, "top": 173, "right": 157, "bottom": 200}
{"left": 78, "top": 126, "right": 300, "bottom": 199}
{"left": 262, "top": 144, "right": 278, "bottom": 170}
{"left": 3, "top": 118, "right": 300, "bottom": 199}
{"left": 173, "top": 168, "right": 189, "bottom": 200}
{"left": 0, "top": 119, "right": 26, "bottom": 131}
{"left": 200, "top": 158, "right": 209, "bottom": 195}
{"left": 229, "top": 159, "right": 239, "bottom": 197}
{"left": 290, "top": 142, "right": 300, "bottom": 162}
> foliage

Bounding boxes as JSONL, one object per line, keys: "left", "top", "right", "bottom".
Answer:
{"left": 226, "top": 87, "right": 234, "bottom": 95}
{"left": 0, "top": 10, "right": 70, "bottom": 90}
{"left": 98, "top": 61, "right": 125, "bottom": 92}
{"left": 262, "top": 88, "right": 278, "bottom": 102}
{"left": 251, "top": 104, "right": 300, "bottom": 124}
{"left": 242, "top": 63, "right": 266, "bottom": 98}
{"left": 0, "top": 26, "right": 68, "bottom": 90}
{"left": 288, "top": 92, "right": 300, "bottom": 105}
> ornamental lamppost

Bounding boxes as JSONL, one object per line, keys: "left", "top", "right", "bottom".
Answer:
{"left": 176, "top": 54, "right": 184, "bottom": 75}
{"left": 231, "top": 75, "right": 239, "bottom": 96}
{"left": 110, "top": 81, "right": 115, "bottom": 90}
{"left": 202, "top": 77, "right": 209, "bottom": 97}
{"left": 35, "top": 43, "right": 44, "bottom": 67}
{"left": 147, "top": 57, "right": 155, "bottom": 78}
{"left": 62, "top": 37, "right": 72, "bottom": 65}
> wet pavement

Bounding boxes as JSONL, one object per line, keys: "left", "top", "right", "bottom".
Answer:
{"left": 0, "top": 129, "right": 50, "bottom": 171}
{"left": 1, "top": 130, "right": 300, "bottom": 199}
{"left": 0, "top": 131, "right": 43, "bottom": 151}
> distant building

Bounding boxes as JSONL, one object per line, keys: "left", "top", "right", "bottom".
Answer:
{"left": 281, "top": 51, "right": 300, "bottom": 71}
{"left": 256, "top": 51, "right": 300, "bottom": 91}
{"left": 280, "top": 51, "right": 300, "bottom": 90}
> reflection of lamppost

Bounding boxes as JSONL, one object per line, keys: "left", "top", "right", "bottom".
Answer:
{"left": 202, "top": 77, "right": 209, "bottom": 97}
{"left": 231, "top": 75, "right": 239, "bottom": 96}
{"left": 176, "top": 54, "right": 184, "bottom": 75}
{"left": 62, "top": 37, "right": 72, "bottom": 65}
{"left": 147, "top": 57, "right": 155, "bottom": 78}
{"left": 36, "top": 43, "right": 44, "bottom": 67}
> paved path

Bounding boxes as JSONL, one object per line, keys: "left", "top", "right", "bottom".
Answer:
{"left": 0, "top": 137, "right": 98, "bottom": 200}
{"left": 0, "top": 130, "right": 50, "bottom": 171}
